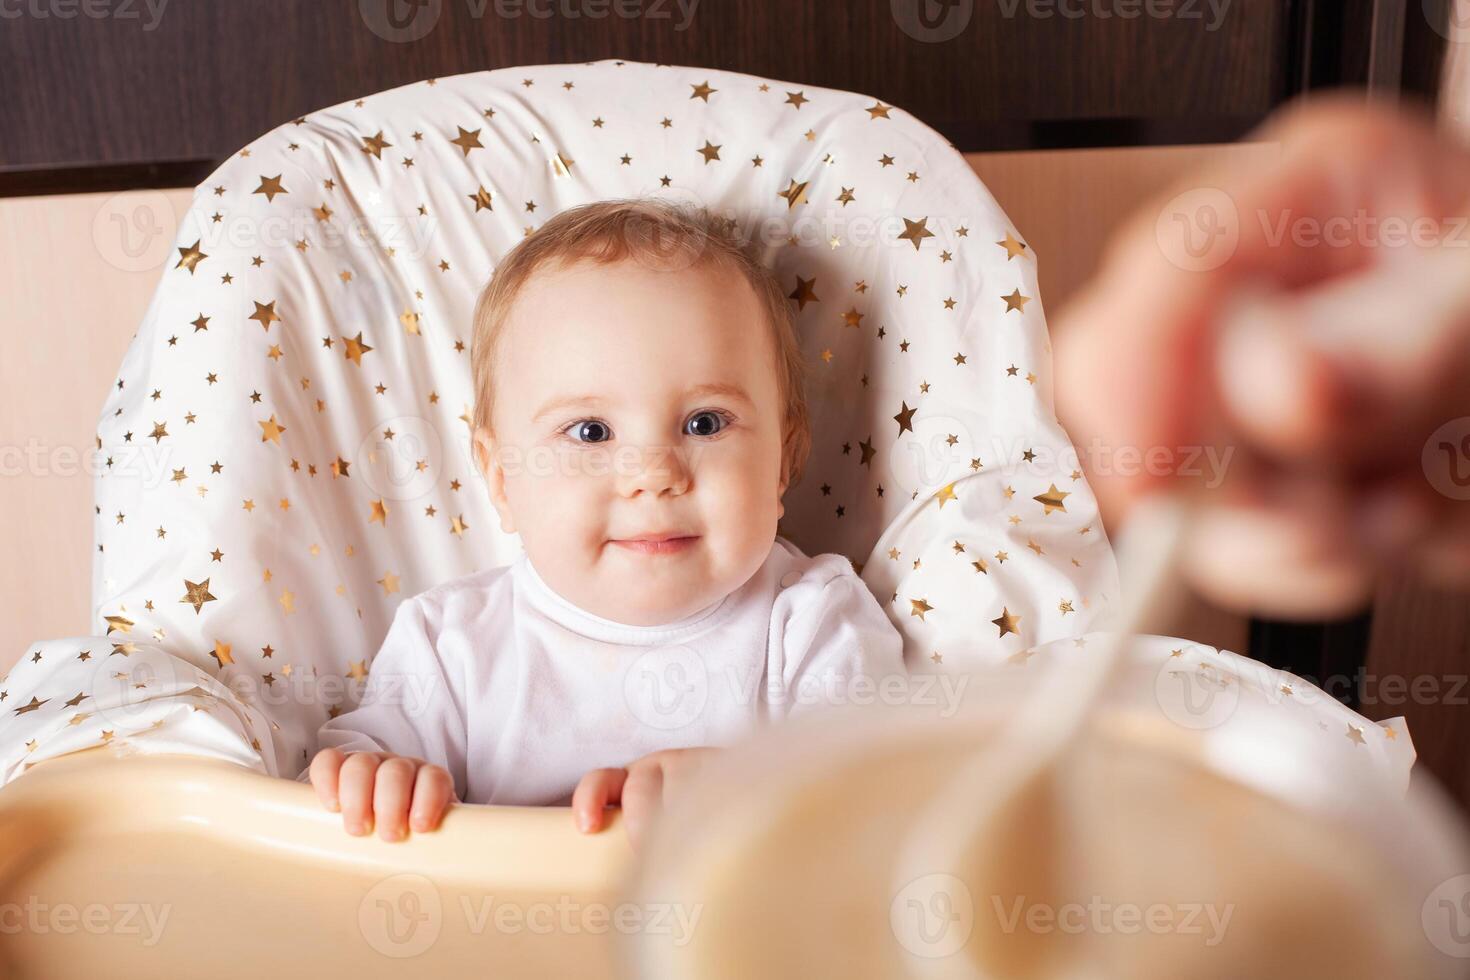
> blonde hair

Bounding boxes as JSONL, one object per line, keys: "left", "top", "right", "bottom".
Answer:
{"left": 470, "top": 198, "right": 812, "bottom": 491}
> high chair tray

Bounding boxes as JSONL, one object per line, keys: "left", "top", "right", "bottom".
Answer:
{"left": 0, "top": 749, "right": 635, "bottom": 979}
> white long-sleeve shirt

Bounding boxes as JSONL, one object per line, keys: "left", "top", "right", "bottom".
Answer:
{"left": 303, "top": 536, "right": 906, "bottom": 804}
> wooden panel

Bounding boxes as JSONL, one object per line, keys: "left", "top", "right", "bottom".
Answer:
{"left": 0, "top": 0, "right": 1293, "bottom": 184}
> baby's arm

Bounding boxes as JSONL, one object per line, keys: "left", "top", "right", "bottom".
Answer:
{"left": 305, "top": 595, "right": 470, "bottom": 841}
{"left": 777, "top": 565, "right": 907, "bottom": 719}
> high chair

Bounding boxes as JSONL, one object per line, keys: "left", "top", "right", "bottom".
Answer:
{"left": 0, "top": 59, "right": 1416, "bottom": 978}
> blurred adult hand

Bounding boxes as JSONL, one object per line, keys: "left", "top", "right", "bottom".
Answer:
{"left": 1055, "top": 93, "right": 1470, "bottom": 618}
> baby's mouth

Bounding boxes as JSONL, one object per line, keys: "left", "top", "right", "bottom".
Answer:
{"left": 609, "top": 534, "right": 700, "bottom": 556}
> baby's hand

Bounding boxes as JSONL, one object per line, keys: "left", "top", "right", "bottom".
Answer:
{"left": 571, "top": 747, "right": 719, "bottom": 852}
{"left": 308, "top": 748, "right": 458, "bottom": 842}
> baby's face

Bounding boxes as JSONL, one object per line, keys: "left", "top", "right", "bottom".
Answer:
{"left": 473, "top": 256, "right": 789, "bottom": 627}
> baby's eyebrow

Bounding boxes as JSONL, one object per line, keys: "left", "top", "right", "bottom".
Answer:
{"left": 530, "top": 382, "right": 753, "bottom": 423}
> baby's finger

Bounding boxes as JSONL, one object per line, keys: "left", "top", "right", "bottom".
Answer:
{"left": 619, "top": 763, "right": 666, "bottom": 854}
{"left": 337, "top": 752, "right": 383, "bottom": 836}
{"left": 571, "top": 768, "right": 628, "bottom": 833}
{"left": 409, "top": 765, "right": 456, "bottom": 833}
{"left": 308, "top": 748, "right": 346, "bottom": 812}
{"left": 372, "top": 756, "right": 419, "bottom": 842}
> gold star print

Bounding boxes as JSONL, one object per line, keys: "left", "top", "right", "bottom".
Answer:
{"left": 250, "top": 300, "right": 281, "bottom": 332}
{"left": 180, "top": 578, "right": 217, "bottom": 614}
{"left": 347, "top": 660, "right": 370, "bottom": 682}
{"left": 897, "top": 216, "right": 935, "bottom": 251}
{"left": 697, "top": 141, "right": 722, "bottom": 164}
{"left": 551, "top": 151, "right": 574, "bottom": 177}
{"left": 1002, "top": 289, "right": 1031, "bottom": 313}
{"left": 858, "top": 437, "right": 876, "bottom": 467}
{"left": 361, "top": 130, "right": 393, "bottom": 159}
{"left": 1033, "top": 484, "right": 1070, "bottom": 515}
{"left": 893, "top": 401, "right": 917, "bottom": 435}
{"left": 330, "top": 456, "right": 351, "bottom": 478}
{"left": 777, "top": 178, "right": 808, "bottom": 208}
{"left": 450, "top": 514, "right": 469, "bottom": 537}
{"left": 991, "top": 607, "right": 1021, "bottom": 638}
{"left": 1346, "top": 724, "right": 1366, "bottom": 746}
{"left": 689, "top": 80, "right": 716, "bottom": 101}
{"left": 469, "top": 185, "right": 494, "bottom": 212}
{"left": 1058, "top": 600, "right": 1074, "bottom": 614}
{"left": 841, "top": 307, "right": 864, "bottom": 328}
{"left": 313, "top": 203, "right": 333, "bottom": 222}
{"left": 253, "top": 175, "right": 287, "bottom": 203}
{"left": 972, "top": 558, "right": 988, "bottom": 574}
{"left": 450, "top": 126, "right": 483, "bottom": 155}
{"left": 191, "top": 314, "right": 210, "bottom": 332}
{"left": 211, "top": 640, "right": 234, "bottom": 668}
{"left": 784, "top": 90, "right": 809, "bottom": 110}
{"left": 258, "top": 415, "right": 286, "bottom": 444}
{"left": 934, "top": 482, "right": 958, "bottom": 508}
{"left": 866, "top": 101, "right": 892, "bottom": 119}
{"left": 909, "top": 598, "right": 933, "bottom": 622}
{"left": 378, "top": 572, "right": 400, "bottom": 595}
{"left": 369, "top": 499, "right": 388, "bottom": 525}
{"left": 175, "top": 240, "right": 207, "bottom": 274}
{"left": 997, "top": 232, "right": 1028, "bottom": 260}
{"left": 789, "top": 276, "right": 819, "bottom": 310}
{"left": 279, "top": 590, "right": 295, "bottom": 614}
{"left": 343, "top": 332, "right": 374, "bottom": 365}
{"left": 13, "top": 696, "right": 48, "bottom": 716}
{"left": 836, "top": 187, "right": 855, "bottom": 206}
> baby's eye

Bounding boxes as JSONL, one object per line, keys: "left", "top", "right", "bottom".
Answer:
{"left": 565, "top": 420, "right": 612, "bottom": 444}
{"left": 685, "top": 410, "right": 731, "bottom": 438}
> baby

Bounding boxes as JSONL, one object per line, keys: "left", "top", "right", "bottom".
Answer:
{"left": 304, "top": 198, "right": 907, "bottom": 848}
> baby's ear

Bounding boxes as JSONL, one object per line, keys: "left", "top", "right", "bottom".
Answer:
{"left": 471, "top": 426, "right": 517, "bottom": 535}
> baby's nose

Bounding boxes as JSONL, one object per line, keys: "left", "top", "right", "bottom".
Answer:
{"left": 617, "top": 443, "right": 692, "bottom": 497}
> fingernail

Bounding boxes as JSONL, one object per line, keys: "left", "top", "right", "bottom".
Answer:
{"left": 578, "top": 812, "right": 592, "bottom": 833}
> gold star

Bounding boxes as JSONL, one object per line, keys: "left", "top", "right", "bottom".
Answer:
{"left": 347, "top": 660, "right": 369, "bottom": 682}
{"left": 934, "top": 482, "right": 958, "bottom": 508}
{"left": 361, "top": 130, "right": 393, "bottom": 159}
{"left": 866, "top": 101, "right": 892, "bottom": 119}
{"left": 836, "top": 187, "right": 855, "bottom": 206}
{"left": 1033, "top": 484, "right": 1070, "bottom": 515}
{"left": 468, "top": 185, "right": 494, "bottom": 212}
{"left": 897, "top": 216, "right": 935, "bottom": 251}
{"left": 858, "top": 437, "right": 876, "bottom": 467}
{"left": 191, "top": 313, "right": 210, "bottom": 332}
{"left": 777, "top": 178, "right": 808, "bottom": 208}
{"left": 450, "top": 514, "right": 469, "bottom": 537}
{"left": 249, "top": 300, "right": 281, "bottom": 332}
{"left": 697, "top": 140, "right": 722, "bottom": 164}
{"left": 991, "top": 607, "right": 1021, "bottom": 638}
{"left": 175, "top": 240, "right": 207, "bottom": 274}
{"left": 789, "top": 275, "right": 819, "bottom": 310}
{"left": 279, "top": 589, "right": 295, "bottom": 615}
{"left": 180, "top": 578, "right": 217, "bottom": 614}
{"left": 258, "top": 414, "right": 286, "bottom": 444}
{"left": 690, "top": 80, "right": 716, "bottom": 101}
{"left": 369, "top": 499, "right": 388, "bottom": 525}
{"left": 1346, "top": 724, "right": 1366, "bottom": 746}
{"left": 13, "top": 696, "right": 48, "bottom": 716}
{"left": 330, "top": 456, "right": 351, "bottom": 478}
{"left": 784, "top": 90, "right": 809, "bottom": 110}
{"left": 893, "top": 401, "right": 917, "bottom": 435}
{"left": 378, "top": 572, "right": 400, "bottom": 595}
{"left": 253, "top": 175, "right": 287, "bottom": 203}
{"left": 343, "top": 332, "right": 374, "bottom": 365}
{"left": 997, "top": 232, "right": 1028, "bottom": 260}
{"left": 450, "top": 126, "right": 483, "bottom": 155}
{"left": 1002, "top": 289, "right": 1031, "bottom": 313}
{"left": 909, "top": 597, "right": 933, "bottom": 621}
{"left": 1058, "top": 599, "right": 1074, "bottom": 614}
{"left": 211, "top": 640, "right": 234, "bottom": 668}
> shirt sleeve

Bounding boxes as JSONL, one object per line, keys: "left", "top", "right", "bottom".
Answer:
{"left": 300, "top": 595, "right": 471, "bottom": 799}
{"left": 776, "top": 569, "right": 908, "bottom": 720}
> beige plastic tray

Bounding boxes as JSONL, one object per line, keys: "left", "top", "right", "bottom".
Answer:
{"left": 0, "top": 748, "right": 636, "bottom": 978}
